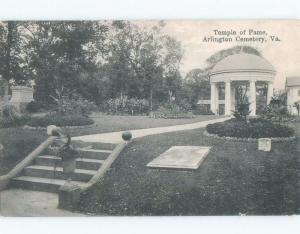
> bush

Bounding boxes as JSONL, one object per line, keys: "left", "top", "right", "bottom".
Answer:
{"left": 151, "top": 102, "right": 194, "bottom": 119}
{"left": 26, "top": 114, "right": 94, "bottom": 127}
{"left": 206, "top": 118, "right": 294, "bottom": 139}
{"left": 262, "top": 93, "right": 289, "bottom": 123}
{"left": 103, "top": 97, "right": 150, "bottom": 115}
{"left": 192, "top": 105, "right": 214, "bottom": 115}
{"left": 0, "top": 104, "right": 29, "bottom": 128}
{"left": 26, "top": 101, "right": 43, "bottom": 113}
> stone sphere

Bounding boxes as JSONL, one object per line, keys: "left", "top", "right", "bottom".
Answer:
{"left": 122, "top": 131, "right": 132, "bottom": 141}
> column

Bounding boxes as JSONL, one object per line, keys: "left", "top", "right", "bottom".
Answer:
{"left": 210, "top": 83, "right": 216, "bottom": 114}
{"left": 249, "top": 80, "right": 256, "bottom": 116}
{"left": 231, "top": 84, "right": 236, "bottom": 112}
{"left": 267, "top": 82, "right": 274, "bottom": 104}
{"left": 225, "top": 81, "right": 231, "bottom": 116}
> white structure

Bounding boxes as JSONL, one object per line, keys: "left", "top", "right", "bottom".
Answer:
{"left": 9, "top": 86, "right": 34, "bottom": 107}
{"left": 209, "top": 53, "right": 276, "bottom": 116}
{"left": 286, "top": 76, "right": 300, "bottom": 115}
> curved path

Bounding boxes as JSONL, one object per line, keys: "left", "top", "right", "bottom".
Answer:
{"left": 73, "top": 117, "right": 231, "bottom": 144}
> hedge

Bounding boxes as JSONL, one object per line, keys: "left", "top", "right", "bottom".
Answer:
{"left": 206, "top": 118, "right": 294, "bottom": 139}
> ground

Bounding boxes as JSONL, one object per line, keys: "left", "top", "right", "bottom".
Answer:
{"left": 1, "top": 114, "right": 299, "bottom": 215}
{"left": 0, "top": 114, "right": 217, "bottom": 174}
{"left": 75, "top": 122, "right": 300, "bottom": 215}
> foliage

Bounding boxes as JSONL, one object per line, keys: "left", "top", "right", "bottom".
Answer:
{"left": 205, "top": 45, "right": 261, "bottom": 68}
{"left": 206, "top": 118, "right": 294, "bottom": 139}
{"left": 26, "top": 101, "right": 44, "bottom": 113}
{"left": 0, "top": 22, "right": 33, "bottom": 85}
{"left": 293, "top": 101, "right": 300, "bottom": 115}
{"left": 231, "top": 84, "right": 250, "bottom": 121}
{"left": 262, "top": 92, "right": 289, "bottom": 124}
{"left": 26, "top": 114, "right": 94, "bottom": 127}
{"left": 0, "top": 104, "right": 29, "bottom": 128}
{"left": 192, "top": 105, "right": 214, "bottom": 115}
{"left": 103, "top": 97, "right": 149, "bottom": 115}
{"left": 150, "top": 102, "right": 194, "bottom": 119}
{"left": 48, "top": 82, "right": 97, "bottom": 116}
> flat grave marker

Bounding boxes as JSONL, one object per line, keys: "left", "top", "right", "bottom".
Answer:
{"left": 147, "top": 146, "right": 211, "bottom": 170}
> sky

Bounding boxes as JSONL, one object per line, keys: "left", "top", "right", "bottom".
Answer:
{"left": 135, "top": 20, "right": 300, "bottom": 91}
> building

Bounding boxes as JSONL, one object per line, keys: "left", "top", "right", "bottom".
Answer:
{"left": 286, "top": 76, "right": 300, "bottom": 115}
{"left": 209, "top": 53, "right": 276, "bottom": 116}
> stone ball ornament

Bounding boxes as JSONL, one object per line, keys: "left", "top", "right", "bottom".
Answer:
{"left": 122, "top": 131, "right": 132, "bottom": 141}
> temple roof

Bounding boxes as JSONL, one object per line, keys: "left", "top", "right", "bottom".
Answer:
{"left": 286, "top": 76, "right": 300, "bottom": 87}
{"left": 210, "top": 53, "right": 276, "bottom": 75}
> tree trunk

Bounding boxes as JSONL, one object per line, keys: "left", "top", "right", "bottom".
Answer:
{"left": 4, "top": 22, "right": 14, "bottom": 82}
{"left": 149, "top": 89, "right": 153, "bottom": 112}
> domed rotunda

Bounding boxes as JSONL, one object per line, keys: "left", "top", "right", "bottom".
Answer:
{"left": 209, "top": 53, "right": 276, "bottom": 116}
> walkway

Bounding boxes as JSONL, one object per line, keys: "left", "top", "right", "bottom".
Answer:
{"left": 73, "top": 116, "right": 231, "bottom": 143}
{"left": 0, "top": 189, "right": 84, "bottom": 217}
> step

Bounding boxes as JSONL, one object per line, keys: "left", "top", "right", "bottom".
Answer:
{"left": 72, "top": 140, "right": 117, "bottom": 150}
{"left": 11, "top": 176, "right": 86, "bottom": 193}
{"left": 76, "top": 148, "right": 112, "bottom": 160}
{"left": 23, "top": 165, "right": 96, "bottom": 182}
{"left": 76, "top": 158, "right": 104, "bottom": 170}
{"left": 36, "top": 155, "right": 104, "bottom": 170}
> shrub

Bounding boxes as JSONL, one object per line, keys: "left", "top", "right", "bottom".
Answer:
{"left": 262, "top": 93, "right": 289, "bottom": 124}
{"left": 206, "top": 118, "right": 294, "bottom": 139}
{"left": 0, "top": 104, "right": 29, "bottom": 128}
{"left": 192, "top": 105, "right": 214, "bottom": 115}
{"left": 26, "top": 101, "right": 43, "bottom": 113}
{"left": 151, "top": 102, "right": 194, "bottom": 119}
{"left": 103, "top": 97, "right": 150, "bottom": 115}
{"left": 26, "top": 114, "right": 94, "bottom": 127}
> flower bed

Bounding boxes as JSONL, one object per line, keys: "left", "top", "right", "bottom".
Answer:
{"left": 206, "top": 118, "right": 294, "bottom": 139}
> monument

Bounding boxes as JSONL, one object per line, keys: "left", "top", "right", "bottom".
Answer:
{"left": 209, "top": 53, "right": 276, "bottom": 116}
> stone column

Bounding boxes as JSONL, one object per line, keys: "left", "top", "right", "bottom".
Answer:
{"left": 249, "top": 80, "right": 256, "bottom": 116}
{"left": 225, "top": 81, "right": 231, "bottom": 116}
{"left": 210, "top": 83, "right": 217, "bottom": 114}
{"left": 231, "top": 84, "right": 236, "bottom": 112}
{"left": 267, "top": 82, "right": 274, "bottom": 104}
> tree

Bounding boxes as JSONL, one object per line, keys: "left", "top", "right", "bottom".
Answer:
{"left": 0, "top": 21, "right": 33, "bottom": 85}
{"left": 27, "top": 21, "right": 109, "bottom": 104}
{"left": 106, "top": 21, "right": 183, "bottom": 111}
{"left": 206, "top": 45, "right": 261, "bottom": 68}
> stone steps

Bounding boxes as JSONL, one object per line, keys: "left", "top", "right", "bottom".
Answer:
{"left": 35, "top": 155, "right": 104, "bottom": 170}
{"left": 72, "top": 141, "right": 117, "bottom": 150}
{"left": 23, "top": 165, "right": 96, "bottom": 182}
{"left": 11, "top": 142, "right": 117, "bottom": 193}
{"left": 11, "top": 176, "right": 86, "bottom": 193}
{"left": 76, "top": 148, "right": 112, "bottom": 160}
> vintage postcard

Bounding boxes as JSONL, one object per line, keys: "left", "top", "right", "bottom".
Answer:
{"left": 0, "top": 20, "right": 299, "bottom": 217}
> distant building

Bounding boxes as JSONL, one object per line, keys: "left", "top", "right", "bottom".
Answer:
{"left": 286, "top": 76, "right": 300, "bottom": 115}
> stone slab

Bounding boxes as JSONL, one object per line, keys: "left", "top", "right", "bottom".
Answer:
{"left": 147, "top": 146, "right": 211, "bottom": 170}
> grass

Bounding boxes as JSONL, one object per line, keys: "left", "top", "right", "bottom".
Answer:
{"left": 67, "top": 113, "right": 220, "bottom": 136}
{"left": 75, "top": 122, "right": 300, "bottom": 215}
{"left": 0, "top": 128, "right": 47, "bottom": 175}
{"left": 0, "top": 114, "right": 218, "bottom": 175}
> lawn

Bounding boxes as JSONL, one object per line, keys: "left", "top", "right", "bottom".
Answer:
{"left": 0, "top": 114, "right": 219, "bottom": 175}
{"left": 76, "top": 122, "right": 300, "bottom": 215}
{"left": 68, "top": 113, "right": 220, "bottom": 136}
{"left": 0, "top": 128, "right": 47, "bottom": 175}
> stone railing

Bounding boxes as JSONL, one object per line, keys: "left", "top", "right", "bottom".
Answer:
{"left": 0, "top": 125, "right": 66, "bottom": 191}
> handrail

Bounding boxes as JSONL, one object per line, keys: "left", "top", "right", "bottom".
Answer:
{"left": 0, "top": 136, "right": 58, "bottom": 190}
{"left": 0, "top": 125, "right": 66, "bottom": 191}
{"left": 80, "top": 141, "right": 129, "bottom": 191}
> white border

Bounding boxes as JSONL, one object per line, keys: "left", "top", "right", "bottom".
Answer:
{"left": 0, "top": 0, "right": 300, "bottom": 234}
